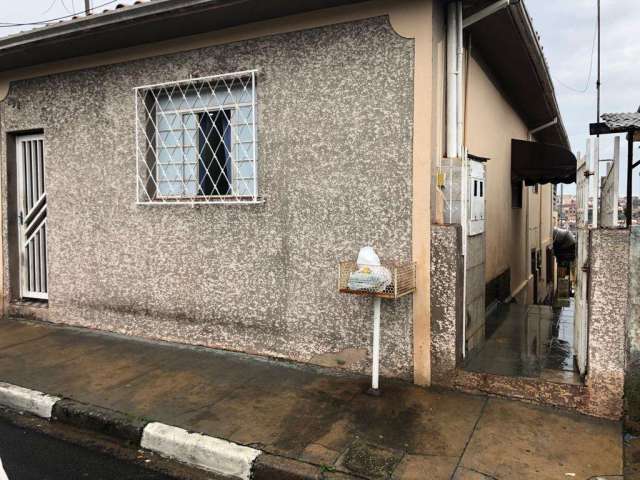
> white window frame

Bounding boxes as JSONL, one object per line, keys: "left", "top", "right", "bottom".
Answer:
{"left": 134, "top": 70, "right": 261, "bottom": 205}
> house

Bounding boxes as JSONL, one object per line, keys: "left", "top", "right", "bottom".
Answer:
{"left": 0, "top": 0, "right": 625, "bottom": 418}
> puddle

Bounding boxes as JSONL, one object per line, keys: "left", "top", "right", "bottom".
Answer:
{"left": 463, "top": 299, "right": 581, "bottom": 382}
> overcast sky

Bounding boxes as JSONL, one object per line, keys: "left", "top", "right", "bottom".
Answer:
{"left": 0, "top": 0, "right": 638, "bottom": 195}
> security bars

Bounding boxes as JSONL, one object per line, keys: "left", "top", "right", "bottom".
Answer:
{"left": 17, "top": 135, "right": 48, "bottom": 300}
{"left": 135, "top": 70, "right": 258, "bottom": 204}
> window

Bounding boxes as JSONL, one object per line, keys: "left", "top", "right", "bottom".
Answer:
{"left": 135, "top": 71, "right": 258, "bottom": 204}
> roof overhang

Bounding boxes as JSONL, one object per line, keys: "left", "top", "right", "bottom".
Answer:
{"left": 590, "top": 112, "right": 640, "bottom": 141}
{"left": 463, "top": 0, "right": 569, "bottom": 148}
{"left": 0, "top": 0, "right": 368, "bottom": 72}
{"left": 511, "top": 139, "right": 576, "bottom": 186}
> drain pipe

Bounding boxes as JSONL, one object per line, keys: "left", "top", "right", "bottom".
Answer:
{"left": 447, "top": 0, "right": 517, "bottom": 357}
{"left": 446, "top": 0, "right": 465, "bottom": 354}
{"left": 446, "top": 1, "right": 459, "bottom": 160}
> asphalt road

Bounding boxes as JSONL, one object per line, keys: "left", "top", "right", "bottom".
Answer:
{"left": 0, "top": 419, "right": 174, "bottom": 480}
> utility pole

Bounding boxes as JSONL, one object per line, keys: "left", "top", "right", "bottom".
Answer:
{"left": 597, "top": 0, "right": 601, "bottom": 124}
{"left": 593, "top": 0, "right": 601, "bottom": 227}
{"left": 84, "top": 0, "right": 91, "bottom": 15}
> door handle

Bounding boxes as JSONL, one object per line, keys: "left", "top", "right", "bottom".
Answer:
{"left": 18, "top": 212, "right": 23, "bottom": 225}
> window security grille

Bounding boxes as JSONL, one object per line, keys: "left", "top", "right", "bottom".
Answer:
{"left": 135, "top": 70, "right": 258, "bottom": 204}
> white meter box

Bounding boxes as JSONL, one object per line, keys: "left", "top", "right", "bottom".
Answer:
{"left": 468, "top": 159, "right": 486, "bottom": 236}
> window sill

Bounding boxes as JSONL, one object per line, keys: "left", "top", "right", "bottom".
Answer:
{"left": 136, "top": 197, "right": 265, "bottom": 206}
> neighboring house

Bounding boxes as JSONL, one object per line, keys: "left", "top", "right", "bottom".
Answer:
{"left": 0, "top": 0, "right": 624, "bottom": 418}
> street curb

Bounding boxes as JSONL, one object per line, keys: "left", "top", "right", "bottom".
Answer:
{"left": 0, "top": 381, "right": 360, "bottom": 479}
{"left": 0, "top": 382, "right": 60, "bottom": 419}
{"left": 141, "top": 422, "right": 260, "bottom": 480}
{"left": 51, "top": 399, "right": 147, "bottom": 445}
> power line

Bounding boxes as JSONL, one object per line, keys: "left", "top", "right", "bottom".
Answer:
{"left": 554, "top": 14, "right": 598, "bottom": 94}
{"left": 60, "top": 0, "right": 74, "bottom": 14}
{"left": 40, "top": 0, "right": 60, "bottom": 15}
{"left": 0, "top": 0, "right": 119, "bottom": 27}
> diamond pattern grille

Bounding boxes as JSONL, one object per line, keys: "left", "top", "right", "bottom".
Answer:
{"left": 135, "top": 70, "right": 258, "bottom": 204}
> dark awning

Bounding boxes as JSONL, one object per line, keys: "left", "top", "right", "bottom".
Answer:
{"left": 511, "top": 139, "right": 576, "bottom": 186}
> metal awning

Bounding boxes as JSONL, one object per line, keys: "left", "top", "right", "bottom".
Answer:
{"left": 511, "top": 139, "right": 576, "bottom": 186}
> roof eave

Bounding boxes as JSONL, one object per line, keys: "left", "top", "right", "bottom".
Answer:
{"left": 0, "top": 0, "right": 368, "bottom": 73}
{"left": 464, "top": 0, "right": 570, "bottom": 149}
{"left": 509, "top": 0, "right": 570, "bottom": 148}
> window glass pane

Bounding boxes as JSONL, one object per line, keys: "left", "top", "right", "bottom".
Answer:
{"left": 184, "top": 181, "right": 198, "bottom": 196}
{"left": 182, "top": 113, "right": 198, "bottom": 129}
{"left": 235, "top": 179, "right": 254, "bottom": 196}
{"left": 235, "top": 125, "right": 253, "bottom": 143}
{"left": 158, "top": 164, "right": 183, "bottom": 181}
{"left": 235, "top": 144, "right": 253, "bottom": 161}
{"left": 159, "top": 130, "right": 181, "bottom": 148}
{"left": 158, "top": 149, "right": 176, "bottom": 163}
{"left": 235, "top": 161, "right": 254, "bottom": 179}
{"left": 235, "top": 106, "right": 253, "bottom": 124}
{"left": 158, "top": 181, "right": 182, "bottom": 196}
{"left": 184, "top": 164, "right": 197, "bottom": 182}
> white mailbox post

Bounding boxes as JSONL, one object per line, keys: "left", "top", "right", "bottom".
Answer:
{"left": 338, "top": 260, "right": 416, "bottom": 395}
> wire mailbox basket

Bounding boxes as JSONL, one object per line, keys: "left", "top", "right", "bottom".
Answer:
{"left": 338, "top": 257, "right": 416, "bottom": 396}
{"left": 338, "top": 261, "right": 416, "bottom": 299}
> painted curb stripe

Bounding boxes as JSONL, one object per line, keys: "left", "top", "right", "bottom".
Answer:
{"left": 0, "top": 382, "right": 61, "bottom": 419}
{"left": 141, "top": 422, "right": 261, "bottom": 480}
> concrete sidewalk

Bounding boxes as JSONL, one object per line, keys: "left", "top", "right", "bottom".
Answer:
{"left": 0, "top": 318, "right": 622, "bottom": 479}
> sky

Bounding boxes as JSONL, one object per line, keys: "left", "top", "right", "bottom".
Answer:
{"left": 526, "top": 0, "right": 639, "bottom": 196}
{"left": 0, "top": 0, "right": 638, "bottom": 196}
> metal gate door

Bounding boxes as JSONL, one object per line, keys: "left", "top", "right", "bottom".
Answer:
{"left": 574, "top": 150, "right": 589, "bottom": 375}
{"left": 17, "top": 134, "right": 48, "bottom": 300}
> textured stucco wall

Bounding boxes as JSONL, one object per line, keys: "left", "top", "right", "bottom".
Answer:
{"left": 430, "top": 224, "right": 461, "bottom": 386}
{"left": 0, "top": 17, "right": 416, "bottom": 378}
{"left": 626, "top": 226, "right": 640, "bottom": 423}
{"left": 587, "top": 228, "right": 629, "bottom": 418}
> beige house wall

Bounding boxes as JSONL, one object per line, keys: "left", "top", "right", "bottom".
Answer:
{"left": 465, "top": 52, "right": 554, "bottom": 303}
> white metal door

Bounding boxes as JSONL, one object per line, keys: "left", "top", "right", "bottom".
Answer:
{"left": 17, "top": 135, "right": 48, "bottom": 300}
{"left": 574, "top": 151, "right": 589, "bottom": 375}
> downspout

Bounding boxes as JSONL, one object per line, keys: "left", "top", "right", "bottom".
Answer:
{"left": 446, "top": 1, "right": 459, "bottom": 160}
{"left": 457, "top": 1, "right": 469, "bottom": 358}
{"left": 447, "top": 0, "right": 515, "bottom": 356}
{"left": 446, "top": 0, "right": 465, "bottom": 354}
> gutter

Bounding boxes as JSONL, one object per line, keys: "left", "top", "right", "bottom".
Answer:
{"left": 0, "top": 0, "right": 243, "bottom": 51}
{"left": 508, "top": 0, "right": 570, "bottom": 149}
{"left": 0, "top": 0, "right": 368, "bottom": 75}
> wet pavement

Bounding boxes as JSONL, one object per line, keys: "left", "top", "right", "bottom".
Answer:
{"left": 0, "top": 418, "right": 173, "bottom": 480}
{"left": 0, "top": 317, "right": 622, "bottom": 479}
{"left": 464, "top": 300, "right": 581, "bottom": 384}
